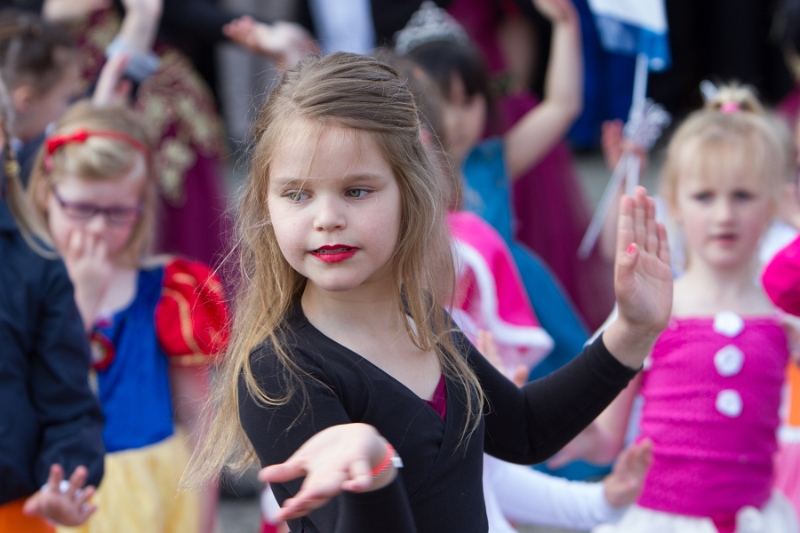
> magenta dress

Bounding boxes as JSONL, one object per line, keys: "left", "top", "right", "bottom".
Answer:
{"left": 637, "top": 313, "right": 788, "bottom": 531}
{"left": 447, "top": 0, "right": 615, "bottom": 331}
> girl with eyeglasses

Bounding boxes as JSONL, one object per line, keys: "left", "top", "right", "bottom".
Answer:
{"left": 26, "top": 100, "right": 229, "bottom": 533}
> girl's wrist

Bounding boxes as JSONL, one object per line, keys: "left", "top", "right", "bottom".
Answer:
{"left": 602, "top": 319, "right": 659, "bottom": 369}
{"left": 364, "top": 438, "right": 400, "bottom": 492}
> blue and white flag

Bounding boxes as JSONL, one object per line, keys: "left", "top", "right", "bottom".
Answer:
{"left": 586, "top": 0, "right": 671, "bottom": 71}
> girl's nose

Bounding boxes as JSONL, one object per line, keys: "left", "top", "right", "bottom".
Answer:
{"left": 713, "top": 198, "right": 735, "bottom": 222}
{"left": 313, "top": 196, "right": 346, "bottom": 232}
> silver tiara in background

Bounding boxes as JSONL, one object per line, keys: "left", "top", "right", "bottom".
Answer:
{"left": 394, "top": 1, "right": 470, "bottom": 56}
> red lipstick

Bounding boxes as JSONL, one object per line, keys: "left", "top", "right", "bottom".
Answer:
{"left": 311, "top": 244, "right": 357, "bottom": 263}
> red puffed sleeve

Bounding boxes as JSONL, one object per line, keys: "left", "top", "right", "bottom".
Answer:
{"left": 155, "top": 258, "right": 229, "bottom": 366}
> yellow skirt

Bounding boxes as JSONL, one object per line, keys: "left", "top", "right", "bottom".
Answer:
{"left": 57, "top": 433, "right": 200, "bottom": 533}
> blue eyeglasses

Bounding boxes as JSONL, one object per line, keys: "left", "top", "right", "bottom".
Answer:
{"left": 52, "top": 187, "right": 143, "bottom": 226}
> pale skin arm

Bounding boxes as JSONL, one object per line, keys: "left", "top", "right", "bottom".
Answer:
{"left": 92, "top": 54, "right": 134, "bottom": 108}
{"left": 170, "top": 365, "right": 218, "bottom": 533}
{"left": 504, "top": 0, "right": 583, "bottom": 181}
{"left": 91, "top": 0, "right": 162, "bottom": 107}
{"left": 117, "top": 0, "right": 162, "bottom": 53}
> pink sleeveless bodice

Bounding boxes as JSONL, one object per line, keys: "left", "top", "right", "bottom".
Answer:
{"left": 637, "top": 313, "right": 788, "bottom": 518}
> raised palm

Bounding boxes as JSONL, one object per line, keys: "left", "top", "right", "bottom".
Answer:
{"left": 614, "top": 187, "right": 673, "bottom": 338}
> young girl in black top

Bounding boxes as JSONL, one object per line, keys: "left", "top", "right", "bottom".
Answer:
{"left": 191, "top": 52, "right": 673, "bottom": 533}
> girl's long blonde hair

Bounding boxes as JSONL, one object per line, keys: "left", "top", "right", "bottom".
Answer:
{"left": 26, "top": 100, "right": 157, "bottom": 266}
{"left": 190, "top": 52, "right": 484, "bottom": 483}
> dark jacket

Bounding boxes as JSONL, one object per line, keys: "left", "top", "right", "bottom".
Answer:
{"left": 0, "top": 193, "right": 104, "bottom": 504}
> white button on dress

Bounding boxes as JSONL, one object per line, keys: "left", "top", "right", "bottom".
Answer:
{"left": 714, "top": 345, "right": 745, "bottom": 377}
{"left": 713, "top": 311, "right": 744, "bottom": 338}
{"left": 716, "top": 389, "right": 743, "bottom": 417}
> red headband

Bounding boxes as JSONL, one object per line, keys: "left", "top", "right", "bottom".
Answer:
{"left": 44, "top": 128, "right": 151, "bottom": 171}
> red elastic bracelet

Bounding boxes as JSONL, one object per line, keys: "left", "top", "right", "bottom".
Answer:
{"left": 370, "top": 443, "right": 397, "bottom": 478}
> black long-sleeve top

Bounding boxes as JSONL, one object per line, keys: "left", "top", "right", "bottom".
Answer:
{"left": 0, "top": 194, "right": 105, "bottom": 505}
{"left": 239, "top": 302, "right": 637, "bottom": 533}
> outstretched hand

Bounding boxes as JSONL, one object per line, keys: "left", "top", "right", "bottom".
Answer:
{"left": 603, "top": 187, "right": 672, "bottom": 368}
{"left": 603, "top": 439, "right": 653, "bottom": 508}
{"left": 259, "top": 424, "right": 397, "bottom": 521}
{"left": 23, "top": 464, "right": 97, "bottom": 526}
{"left": 223, "top": 17, "right": 318, "bottom": 71}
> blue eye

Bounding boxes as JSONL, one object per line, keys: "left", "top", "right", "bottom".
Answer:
{"left": 285, "top": 190, "right": 308, "bottom": 202}
{"left": 346, "top": 188, "right": 369, "bottom": 198}
{"left": 732, "top": 190, "right": 754, "bottom": 201}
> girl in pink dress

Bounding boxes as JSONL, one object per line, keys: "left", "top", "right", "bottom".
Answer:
{"left": 562, "top": 85, "right": 800, "bottom": 533}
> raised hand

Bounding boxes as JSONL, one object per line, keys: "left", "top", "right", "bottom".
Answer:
{"left": 603, "top": 187, "right": 672, "bottom": 368}
{"left": 602, "top": 439, "right": 653, "bottom": 508}
{"left": 63, "top": 229, "right": 113, "bottom": 330}
{"left": 23, "top": 464, "right": 97, "bottom": 526}
{"left": 222, "top": 17, "right": 318, "bottom": 71}
{"left": 259, "top": 424, "right": 397, "bottom": 521}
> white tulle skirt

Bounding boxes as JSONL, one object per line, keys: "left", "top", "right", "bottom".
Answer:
{"left": 592, "top": 492, "right": 798, "bottom": 533}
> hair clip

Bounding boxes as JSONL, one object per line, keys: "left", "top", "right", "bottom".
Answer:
{"left": 394, "top": 1, "right": 469, "bottom": 56}
{"left": 44, "top": 128, "right": 150, "bottom": 171}
{"left": 699, "top": 80, "right": 719, "bottom": 104}
{"left": 720, "top": 101, "right": 741, "bottom": 114}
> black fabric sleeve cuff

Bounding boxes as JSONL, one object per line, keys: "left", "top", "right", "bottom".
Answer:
{"left": 338, "top": 476, "right": 417, "bottom": 533}
{"left": 591, "top": 333, "right": 642, "bottom": 384}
